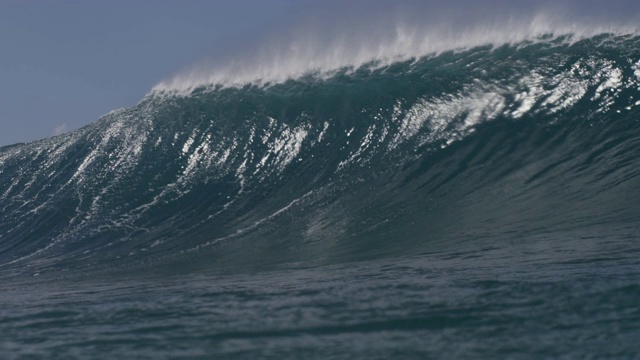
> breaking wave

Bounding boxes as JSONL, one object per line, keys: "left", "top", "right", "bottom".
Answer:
{"left": 1, "top": 31, "right": 640, "bottom": 277}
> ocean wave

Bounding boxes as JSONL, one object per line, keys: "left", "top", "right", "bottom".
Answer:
{"left": 152, "top": 12, "right": 639, "bottom": 94}
{"left": 1, "top": 33, "right": 640, "bottom": 277}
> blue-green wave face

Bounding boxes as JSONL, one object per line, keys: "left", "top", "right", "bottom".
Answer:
{"left": 2, "top": 33, "right": 640, "bottom": 276}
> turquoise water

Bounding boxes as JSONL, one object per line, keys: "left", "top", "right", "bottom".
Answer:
{"left": 1, "top": 34, "right": 640, "bottom": 358}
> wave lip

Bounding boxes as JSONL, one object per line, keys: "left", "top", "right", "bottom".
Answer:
{"left": 153, "top": 12, "right": 639, "bottom": 94}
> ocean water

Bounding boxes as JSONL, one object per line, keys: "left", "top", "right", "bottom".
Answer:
{"left": 2, "top": 32, "right": 640, "bottom": 358}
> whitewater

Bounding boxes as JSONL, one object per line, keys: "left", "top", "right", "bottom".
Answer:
{"left": 1, "top": 8, "right": 640, "bottom": 359}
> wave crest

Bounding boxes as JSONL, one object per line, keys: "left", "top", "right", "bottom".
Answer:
{"left": 153, "top": 11, "right": 638, "bottom": 94}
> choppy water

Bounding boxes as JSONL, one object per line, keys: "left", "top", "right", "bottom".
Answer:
{"left": 1, "top": 32, "right": 640, "bottom": 358}
{"left": 3, "top": 247, "right": 640, "bottom": 359}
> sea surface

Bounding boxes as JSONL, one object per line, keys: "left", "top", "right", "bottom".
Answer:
{"left": 1, "top": 33, "right": 640, "bottom": 358}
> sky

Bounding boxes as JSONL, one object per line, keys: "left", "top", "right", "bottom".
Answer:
{"left": 0, "top": 0, "right": 303, "bottom": 146}
{"left": 1, "top": 0, "right": 639, "bottom": 147}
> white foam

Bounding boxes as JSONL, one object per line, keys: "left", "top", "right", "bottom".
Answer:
{"left": 152, "top": 12, "right": 637, "bottom": 95}
{"left": 337, "top": 124, "right": 378, "bottom": 170}
{"left": 592, "top": 64, "right": 623, "bottom": 101}
{"left": 389, "top": 86, "right": 506, "bottom": 150}
{"left": 633, "top": 60, "right": 640, "bottom": 83}
{"left": 540, "top": 63, "right": 589, "bottom": 114}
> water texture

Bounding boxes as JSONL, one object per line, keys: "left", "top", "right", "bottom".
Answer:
{"left": 1, "top": 33, "right": 640, "bottom": 358}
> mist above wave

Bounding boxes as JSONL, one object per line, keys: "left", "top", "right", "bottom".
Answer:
{"left": 152, "top": 2, "right": 638, "bottom": 94}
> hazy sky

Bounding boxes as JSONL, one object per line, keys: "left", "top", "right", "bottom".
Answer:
{"left": 0, "top": 0, "right": 301, "bottom": 146}
{"left": 1, "top": 0, "right": 639, "bottom": 146}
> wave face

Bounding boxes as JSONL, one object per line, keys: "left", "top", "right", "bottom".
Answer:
{"left": 2, "top": 34, "right": 640, "bottom": 277}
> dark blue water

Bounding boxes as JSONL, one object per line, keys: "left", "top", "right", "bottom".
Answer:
{"left": 3, "top": 245, "right": 639, "bottom": 358}
{"left": 1, "top": 33, "right": 640, "bottom": 358}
